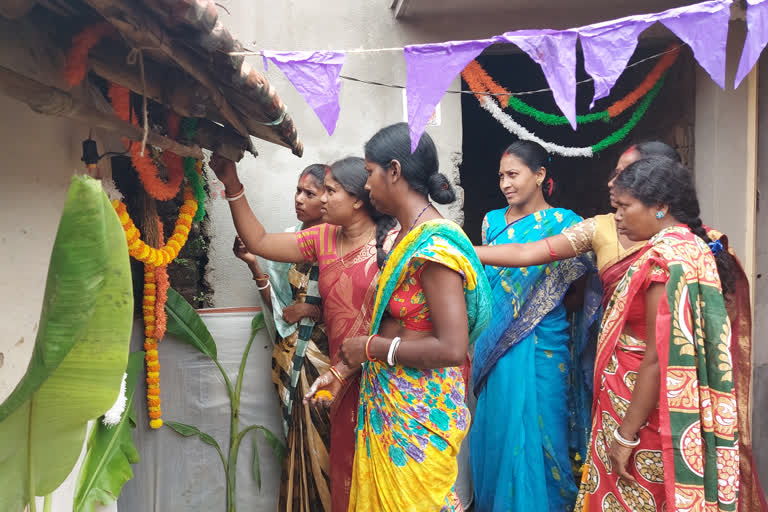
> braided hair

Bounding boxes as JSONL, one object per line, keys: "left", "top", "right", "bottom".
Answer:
{"left": 613, "top": 155, "right": 736, "bottom": 295}
{"left": 328, "top": 157, "right": 396, "bottom": 268}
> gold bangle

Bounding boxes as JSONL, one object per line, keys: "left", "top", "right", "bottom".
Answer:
{"left": 329, "top": 366, "right": 346, "bottom": 385}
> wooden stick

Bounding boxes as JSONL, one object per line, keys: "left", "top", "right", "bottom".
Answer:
{"left": 0, "top": 65, "right": 204, "bottom": 159}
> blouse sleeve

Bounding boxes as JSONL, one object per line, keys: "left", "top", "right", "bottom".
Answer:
{"left": 295, "top": 225, "right": 321, "bottom": 262}
{"left": 481, "top": 214, "right": 490, "bottom": 246}
{"left": 295, "top": 224, "right": 337, "bottom": 264}
{"left": 561, "top": 217, "right": 597, "bottom": 255}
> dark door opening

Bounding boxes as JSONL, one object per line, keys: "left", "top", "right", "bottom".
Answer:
{"left": 459, "top": 43, "right": 696, "bottom": 244}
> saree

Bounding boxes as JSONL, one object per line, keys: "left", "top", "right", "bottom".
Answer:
{"left": 297, "top": 223, "right": 396, "bottom": 512}
{"left": 471, "top": 207, "right": 600, "bottom": 512}
{"left": 348, "top": 219, "right": 492, "bottom": 512}
{"left": 272, "top": 260, "right": 331, "bottom": 512}
{"left": 575, "top": 226, "right": 739, "bottom": 511}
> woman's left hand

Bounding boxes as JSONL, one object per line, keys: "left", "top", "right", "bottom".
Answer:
{"left": 609, "top": 437, "right": 637, "bottom": 483}
{"left": 339, "top": 335, "right": 369, "bottom": 367}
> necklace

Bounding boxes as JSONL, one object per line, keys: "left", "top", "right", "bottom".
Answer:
{"left": 408, "top": 203, "right": 432, "bottom": 233}
{"left": 339, "top": 226, "right": 375, "bottom": 266}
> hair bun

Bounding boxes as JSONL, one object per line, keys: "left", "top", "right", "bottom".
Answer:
{"left": 427, "top": 172, "right": 456, "bottom": 204}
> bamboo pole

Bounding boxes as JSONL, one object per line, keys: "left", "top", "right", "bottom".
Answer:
{"left": 0, "top": 65, "right": 204, "bottom": 159}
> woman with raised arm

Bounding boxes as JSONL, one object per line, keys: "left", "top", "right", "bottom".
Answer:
{"left": 210, "top": 155, "right": 396, "bottom": 512}
{"left": 232, "top": 163, "right": 330, "bottom": 512}
{"left": 306, "top": 123, "right": 491, "bottom": 511}
{"left": 470, "top": 140, "right": 599, "bottom": 512}
{"left": 574, "top": 156, "right": 740, "bottom": 510}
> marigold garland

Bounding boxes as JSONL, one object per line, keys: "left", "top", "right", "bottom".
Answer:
{"left": 154, "top": 220, "right": 170, "bottom": 341}
{"left": 108, "top": 83, "right": 185, "bottom": 201}
{"left": 112, "top": 185, "right": 198, "bottom": 267}
{"left": 461, "top": 45, "right": 679, "bottom": 126}
{"left": 143, "top": 268, "right": 163, "bottom": 428}
{"left": 63, "top": 22, "right": 114, "bottom": 88}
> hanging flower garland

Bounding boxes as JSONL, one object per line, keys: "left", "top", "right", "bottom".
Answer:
{"left": 181, "top": 118, "right": 207, "bottom": 222}
{"left": 462, "top": 50, "right": 670, "bottom": 158}
{"left": 63, "top": 22, "right": 114, "bottom": 88}
{"left": 112, "top": 186, "right": 197, "bottom": 266}
{"left": 461, "top": 45, "right": 678, "bottom": 127}
{"left": 108, "top": 83, "right": 185, "bottom": 201}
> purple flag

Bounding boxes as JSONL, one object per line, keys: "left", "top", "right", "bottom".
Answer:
{"left": 658, "top": 0, "right": 732, "bottom": 89}
{"left": 497, "top": 30, "right": 579, "bottom": 129}
{"left": 404, "top": 39, "right": 495, "bottom": 152}
{"left": 578, "top": 19, "right": 653, "bottom": 108}
{"left": 735, "top": 0, "right": 768, "bottom": 88}
{"left": 262, "top": 50, "right": 345, "bottom": 135}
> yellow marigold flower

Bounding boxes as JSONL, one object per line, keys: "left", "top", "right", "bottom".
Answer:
{"left": 128, "top": 239, "right": 143, "bottom": 251}
{"left": 137, "top": 244, "right": 151, "bottom": 259}
{"left": 144, "top": 327, "right": 155, "bottom": 337}
{"left": 314, "top": 390, "right": 333, "bottom": 401}
{"left": 149, "top": 419, "right": 163, "bottom": 429}
{"left": 145, "top": 349, "right": 158, "bottom": 358}
{"left": 144, "top": 295, "right": 156, "bottom": 303}
{"left": 118, "top": 211, "right": 130, "bottom": 224}
{"left": 175, "top": 224, "right": 190, "bottom": 236}
{"left": 146, "top": 360, "right": 159, "bottom": 369}
{"left": 148, "top": 406, "right": 161, "bottom": 412}
{"left": 147, "top": 371, "right": 159, "bottom": 378}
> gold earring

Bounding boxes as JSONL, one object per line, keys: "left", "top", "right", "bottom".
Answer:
{"left": 537, "top": 180, "right": 543, "bottom": 187}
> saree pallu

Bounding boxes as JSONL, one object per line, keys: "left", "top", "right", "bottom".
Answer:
{"left": 318, "top": 237, "right": 387, "bottom": 512}
{"left": 471, "top": 207, "right": 600, "bottom": 512}
{"left": 576, "top": 226, "right": 739, "bottom": 511}
{"left": 349, "top": 220, "right": 492, "bottom": 512}
{"left": 272, "top": 261, "right": 332, "bottom": 512}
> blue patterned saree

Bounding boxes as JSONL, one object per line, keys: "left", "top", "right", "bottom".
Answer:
{"left": 470, "top": 207, "right": 600, "bottom": 512}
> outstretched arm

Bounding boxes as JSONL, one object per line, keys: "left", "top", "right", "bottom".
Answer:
{"left": 210, "top": 153, "right": 305, "bottom": 263}
{"left": 474, "top": 234, "right": 577, "bottom": 268}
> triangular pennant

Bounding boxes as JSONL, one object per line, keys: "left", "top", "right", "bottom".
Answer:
{"left": 262, "top": 50, "right": 346, "bottom": 135}
{"left": 659, "top": 0, "right": 732, "bottom": 89}
{"left": 497, "top": 30, "right": 579, "bottom": 129}
{"left": 404, "top": 39, "right": 495, "bottom": 152}
{"left": 735, "top": 0, "right": 768, "bottom": 88}
{"left": 578, "top": 19, "right": 653, "bottom": 109}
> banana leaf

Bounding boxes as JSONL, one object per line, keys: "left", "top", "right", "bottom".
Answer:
{"left": 165, "top": 287, "right": 217, "bottom": 359}
{"left": 0, "top": 176, "right": 134, "bottom": 512}
{"left": 73, "top": 351, "right": 144, "bottom": 512}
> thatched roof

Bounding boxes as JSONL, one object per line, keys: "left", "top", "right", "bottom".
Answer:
{"left": 0, "top": 0, "right": 303, "bottom": 159}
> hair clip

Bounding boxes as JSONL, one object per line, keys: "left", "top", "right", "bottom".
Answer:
{"left": 708, "top": 239, "right": 723, "bottom": 256}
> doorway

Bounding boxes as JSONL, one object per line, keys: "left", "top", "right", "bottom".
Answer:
{"left": 459, "top": 42, "right": 696, "bottom": 243}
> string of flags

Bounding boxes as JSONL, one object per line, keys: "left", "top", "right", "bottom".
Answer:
{"left": 236, "top": 0, "right": 768, "bottom": 153}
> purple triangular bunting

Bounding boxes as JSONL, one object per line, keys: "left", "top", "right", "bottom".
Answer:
{"left": 736, "top": 0, "right": 768, "bottom": 88}
{"left": 497, "top": 30, "right": 579, "bottom": 129}
{"left": 404, "top": 39, "right": 495, "bottom": 152}
{"left": 262, "top": 50, "right": 346, "bottom": 135}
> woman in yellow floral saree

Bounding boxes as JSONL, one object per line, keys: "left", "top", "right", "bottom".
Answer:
{"left": 308, "top": 123, "right": 492, "bottom": 511}
{"left": 575, "top": 156, "right": 740, "bottom": 511}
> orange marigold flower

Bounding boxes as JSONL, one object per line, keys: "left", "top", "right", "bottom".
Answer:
{"left": 149, "top": 410, "right": 162, "bottom": 419}
{"left": 146, "top": 376, "right": 160, "bottom": 385}
{"left": 147, "top": 388, "right": 161, "bottom": 396}
{"left": 148, "top": 397, "right": 161, "bottom": 407}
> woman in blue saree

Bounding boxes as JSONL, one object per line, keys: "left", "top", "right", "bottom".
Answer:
{"left": 470, "top": 141, "right": 599, "bottom": 512}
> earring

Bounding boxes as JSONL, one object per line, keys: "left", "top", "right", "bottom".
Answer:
{"left": 656, "top": 211, "right": 665, "bottom": 220}
{"left": 536, "top": 180, "right": 543, "bottom": 187}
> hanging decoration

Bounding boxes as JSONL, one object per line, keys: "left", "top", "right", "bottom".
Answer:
{"left": 735, "top": 0, "right": 768, "bottom": 87}
{"left": 262, "top": 51, "right": 346, "bottom": 135}
{"left": 463, "top": 55, "right": 668, "bottom": 158}
{"left": 63, "top": 22, "right": 114, "bottom": 88}
{"left": 109, "top": 84, "right": 185, "bottom": 201}
{"left": 462, "top": 45, "right": 678, "bottom": 127}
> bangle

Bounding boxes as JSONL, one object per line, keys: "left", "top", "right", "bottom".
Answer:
{"left": 613, "top": 427, "right": 640, "bottom": 448}
{"left": 225, "top": 185, "right": 246, "bottom": 202}
{"left": 254, "top": 272, "right": 269, "bottom": 283}
{"left": 255, "top": 280, "right": 270, "bottom": 291}
{"left": 365, "top": 335, "right": 377, "bottom": 361}
{"left": 545, "top": 238, "right": 558, "bottom": 259}
{"left": 329, "top": 366, "right": 346, "bottom": 385}
{"left": 387, "top": 336, "right": 402, "bottom": 366}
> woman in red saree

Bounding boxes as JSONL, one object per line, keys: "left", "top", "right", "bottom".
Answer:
{"left": 209, "top": 154, "right": 396, "bottom": 512}
{"left": 575, "top": 156, "right": 740, "bottom": 511}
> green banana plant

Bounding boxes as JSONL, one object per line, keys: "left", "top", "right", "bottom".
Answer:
{"left": 73, "top": 351, "right": 144, "bottom": 512}
{"left": 0, "top": 176, "right": 134, "bottom": 512}
{"left": 164, "top": 288, "right": 285, "bottom": 512}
